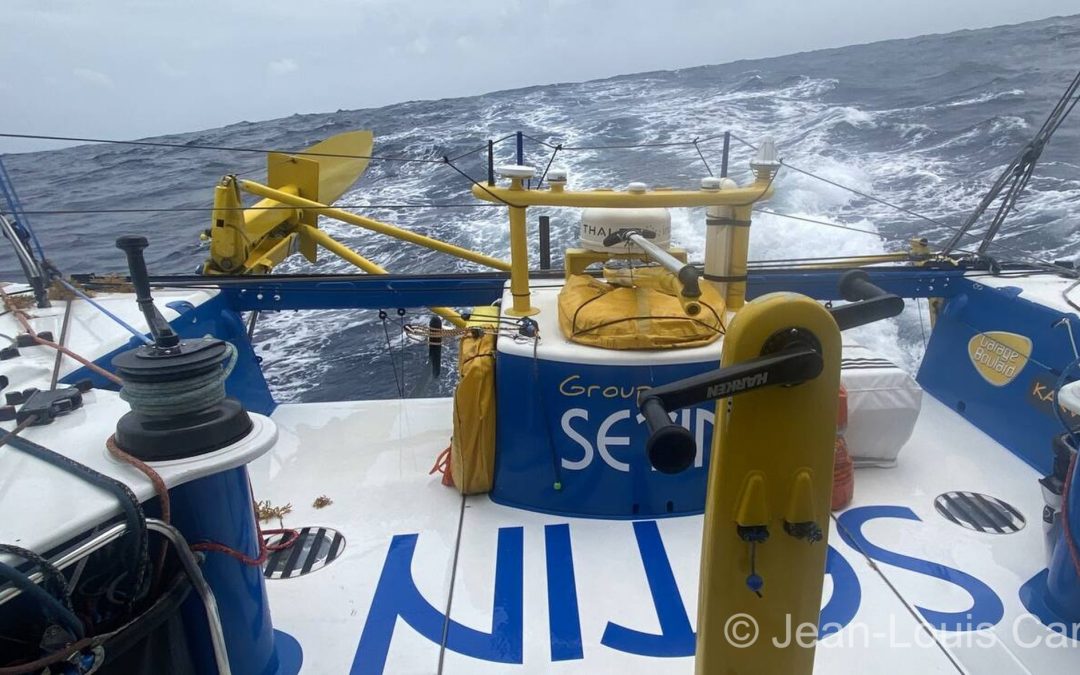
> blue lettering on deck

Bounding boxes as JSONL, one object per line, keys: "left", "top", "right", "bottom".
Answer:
{"left": 545, "top": 523, "right": 584, "bottom": 661}
{"left": 836, "top": 505, "right": 1004, "bottom": 630}
{"left": 350, "top": 527, "right": 524, "bottom": 674}
{"left": 601, "top": 520, "right": 696, "bottom": 656}
{"left": 349, "top": 508, "right": 1009, "bottom": 672}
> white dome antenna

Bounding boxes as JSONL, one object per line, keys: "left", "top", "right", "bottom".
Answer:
{"left": 496, "top": 164, "right": 536, "bottom": 179}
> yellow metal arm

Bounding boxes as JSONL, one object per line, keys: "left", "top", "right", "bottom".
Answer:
{"left": 239, "top": 180, "right": 511, "bottom": 272}
{"left": 300, "top": 225, "right": 465, "bottom": 328}
{"left": 471, "top": 181, "right": 774, "bottom": 208}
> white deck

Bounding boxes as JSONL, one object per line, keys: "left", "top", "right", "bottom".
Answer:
{"left": 254, "top": 395, "right": 1079, "bottom": 674}
{"left": 2, "top": 285, "right": 1077, "bottom": 673}
{"left": 0, "top": 288, "right": 278, "bottom": 564}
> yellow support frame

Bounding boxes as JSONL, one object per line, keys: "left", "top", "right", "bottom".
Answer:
{"left": 472, "top": 178, "right": 774, "bottom": 315}
{"left": 238, "top": 180, "right": 512, "bottom": 273}
{"left": 696, "top": 292, "right": 841, "bottom": 674}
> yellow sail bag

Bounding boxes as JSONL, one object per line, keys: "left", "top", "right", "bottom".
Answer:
{"left": 557, "top": 273, "right": 726, "bottom": 349}
{"left": 450, "top": 330, "right": 498, "bottom": 494}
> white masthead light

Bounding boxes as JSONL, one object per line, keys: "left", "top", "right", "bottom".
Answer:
{"left": 750, "top": 138, "right": 781, "bottom": 180}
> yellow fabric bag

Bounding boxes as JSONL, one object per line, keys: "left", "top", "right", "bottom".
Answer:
{"left": 557, "top": 273, "right": 726, "bottom": 350}
{"left": 450, "top": 330, "right": 498, "bottom": 494}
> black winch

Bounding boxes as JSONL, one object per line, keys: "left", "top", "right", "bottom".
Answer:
{"left": 111, "top": 235, "right": 251, "bottom": 460}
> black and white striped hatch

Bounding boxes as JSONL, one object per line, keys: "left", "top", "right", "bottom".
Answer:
{"left": 934, "top": 492, "right": 1026, "bottom": 534}
{"left": 264, "top": 527, "right": 345, "bottom": 579}
{"left": 841, "top": 356, "right": 895, "bottom": 370}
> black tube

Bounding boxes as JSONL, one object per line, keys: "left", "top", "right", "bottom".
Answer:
{"left": 831, "top": 269, "right": 905, "bottom": 331}
{"left": 515, "top": 131, "right": 524, "bottom": 166}
{"left": 721, "top": 131, "right": 730, "bottom": 178}
{"left": 487, "top": 140, "right": 495, "bottom": 186}
{"left": 838, "top": 269, "right": 885, "bottom": 302}
{"left": 0, "top": 559, "right": 85, "bottom": 639}
{"left": 677, "top": 265, "right": 701, "bottom": 298}
{"left": 538, "top": 216, "right": 551, "bottom": 271}
{"left": 640, "top": 397, "right": 697, "bottom": 474}
{"left": 428, "top": 315, "right": 443, "bottom": 378}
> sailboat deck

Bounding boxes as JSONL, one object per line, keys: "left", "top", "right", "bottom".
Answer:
{"left": 254, "top": 394, "right": 1078, "bottom": 674}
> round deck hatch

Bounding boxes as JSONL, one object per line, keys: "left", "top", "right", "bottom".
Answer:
{"left": 934, "top": 492, "right": 1025, "bottom": 534}
{"left": 264, "top": 527, "right": 345, "bottom": 579}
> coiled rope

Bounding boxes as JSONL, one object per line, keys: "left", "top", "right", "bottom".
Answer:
{"left": 118, "top": 342, "right": 237, "bottom": 417}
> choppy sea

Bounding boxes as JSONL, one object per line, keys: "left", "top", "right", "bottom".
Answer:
{"left": 3, "top": 14, "right": 1079, "bottom": 401}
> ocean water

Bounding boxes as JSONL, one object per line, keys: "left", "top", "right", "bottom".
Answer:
{"left": 3, "top": 15, "right": 1079, "bottom": 402}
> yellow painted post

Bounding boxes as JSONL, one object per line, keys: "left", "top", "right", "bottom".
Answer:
{"left": 725, "top": 205, "right": 753, "bottom": 310}
{"left": 239, "top": 180, "right": 512, "bottom": 272}
{"left": 696, "top": 293, "right": 840, "bottom": 675}
{"left": 505, "top": 205, "right": 537, "bottom": 317}
{"left": 301, "top": 225, "right": 465, "bottom": 328}
{"left": 207, "top": 179, "right": 246, "bottom": 273}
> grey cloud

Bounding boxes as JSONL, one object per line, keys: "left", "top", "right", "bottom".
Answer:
{"left": 0, "top": 0, "right": 1075, "bottom": 152}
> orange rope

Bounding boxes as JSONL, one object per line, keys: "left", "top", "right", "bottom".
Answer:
{"left": 0, "top": 286, "right": 123, "bottom": 386}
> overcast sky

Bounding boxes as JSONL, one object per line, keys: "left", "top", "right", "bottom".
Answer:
{"left": 0, "top": 0, "right": 1075, "bottom": 153}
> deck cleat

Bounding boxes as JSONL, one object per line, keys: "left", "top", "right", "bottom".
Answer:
{"left": 15, "top": 386, "right": 83, "bottom": 426}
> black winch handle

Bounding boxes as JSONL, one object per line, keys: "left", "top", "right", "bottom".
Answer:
{"left": 638, "top": 347, "right": 824, "bottom": 474}
{"left": 116, "top": 236, "right": 180, "bottom": 349}
{"left": 830, "top": 270, "right": 904, "bottom": 331}
{"left": 640, "top": 396, "right": 698, "bottom": 474}
{"left": 638, "top": 271, "right": 904, "bottom": 473}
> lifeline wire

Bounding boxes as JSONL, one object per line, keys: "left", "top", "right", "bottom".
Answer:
{"left": 7, "top": 126, "right": 1074, "bottom": 275}
{"left": 0, "top": 132, "right": 442, "bottom": 164}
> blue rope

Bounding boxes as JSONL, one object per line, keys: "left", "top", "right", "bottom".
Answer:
{"left": 56, "top": 278, "right": 152, "bottom": 345}
{"left": 0, "top": 559, "right": 85, "bottom": 639}
{"left": 0, "top": 156, "right": 46, "bottom": 261}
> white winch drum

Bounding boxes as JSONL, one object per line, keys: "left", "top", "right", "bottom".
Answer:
{"left": 580, "top": 207, "right": 671, "bottom": 253}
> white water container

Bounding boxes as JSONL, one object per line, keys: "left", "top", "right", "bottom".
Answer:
{"left": 580, "top": 207, "right": 671, "bottom": 253}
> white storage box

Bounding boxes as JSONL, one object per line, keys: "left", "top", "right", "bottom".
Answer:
{"left": 841, "top": 343, "right": 922, "bottom": 468}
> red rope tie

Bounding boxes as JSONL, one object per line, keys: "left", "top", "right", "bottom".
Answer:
{"left": 191, "top": 520, "right": 300, "bottom": 566}
{"left": 430, "top": 444, "right": 454, "bottom": 487}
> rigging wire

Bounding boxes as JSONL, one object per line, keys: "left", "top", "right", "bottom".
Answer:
{"left": 16, "top": 203, "right": 502, "bottom": 215}
{"left": 534, "top": 144, "right": 562, "bottom": 189}
{"left": 727, "top": 132, "right": 1079, "bottom": 276}
{"left": 440, "top": 155, "right": 517, "bottom": 207}
{"left": 445, "top": 133, "right": 517, "bottom": 163}
{"left": 5, "top": 122, "right": 1076, "bottom": 275}
{"left": 727, "top": 132, "right": 955, "bottom": 231}
{"left": 755, "top": 209, "right": 884, "bottom": 238}
{"left": 693, "top": 138, "right": 714, "bottom": 177}
{"left": 942, "top": 66, "right": 1080, "bottom": 254}
{"left": 379, "top": 310, "right": 405, "bottom": 398}
{"left": 398, "top": 308, "right": 407, "bottom": 395}
{"left": 0, "top": 132, "right": 444, "bottom": 164}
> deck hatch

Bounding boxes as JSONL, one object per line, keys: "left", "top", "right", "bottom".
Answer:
{"left": 264, "top": 527, "right": 345, "bottom": 579}
{"left": 933, "top": 491, "right": 1025, "bottom": 534}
